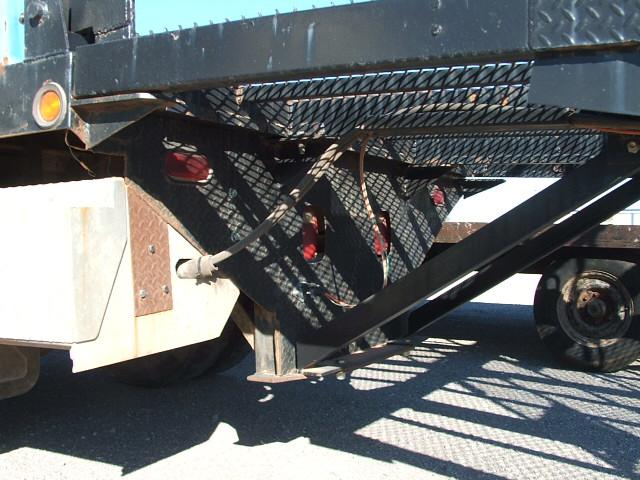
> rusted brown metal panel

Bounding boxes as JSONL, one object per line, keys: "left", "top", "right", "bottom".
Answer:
{"left": 127, "top": 185, "right": 173, "bottom": 316}
{"left": 436, "top": 222, "right": 640, "bottom": 249}
{"left": 571, "top": 225, "right": 640, "bottom": 249}
{"left": 434, "top": 222, "right": 485, "bottom": 244}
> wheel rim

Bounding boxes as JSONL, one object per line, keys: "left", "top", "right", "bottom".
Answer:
{"left": 557, "top": 269, "right": 633, "bottom": 348}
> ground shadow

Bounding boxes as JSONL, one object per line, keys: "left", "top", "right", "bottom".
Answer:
{"left": 0, "top": 304, "right": 638, "bottom": 478}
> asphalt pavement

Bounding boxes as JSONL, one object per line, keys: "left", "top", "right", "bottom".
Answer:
{"left": 1, "top": 303, "right": 638, "bottom": 480}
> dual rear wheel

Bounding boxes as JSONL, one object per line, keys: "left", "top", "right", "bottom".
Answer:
{"left": 108, "top": 315, "right": 250, "bottom": 387}
{"left": 534, "top": 257, "right": 640, "bottom": 372}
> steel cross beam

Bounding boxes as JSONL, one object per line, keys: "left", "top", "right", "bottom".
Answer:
{"left": 407, "top": 175, "right": 640, "bottom": 335}
{"left": 71, "top": 0, "right": 640, "bottom": 98}
{"left": 296, "top": 135, "right": 640, "bottom": 368}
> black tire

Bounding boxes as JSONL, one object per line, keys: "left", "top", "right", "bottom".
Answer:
{"left": 108, "top": 318, "right": 250, "bottom": 387}
{"left": 534, "top": 257, "right": 640, "bottom": 372}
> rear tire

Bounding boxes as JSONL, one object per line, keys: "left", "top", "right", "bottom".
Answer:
{"left": 108, "top": 318, "right": 250, "bottom": 387}
{"left": 534, "top": 257, "right": 640, "bottom": 372}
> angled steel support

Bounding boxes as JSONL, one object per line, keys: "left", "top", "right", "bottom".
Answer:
{"left": 408, "top": 175, "right": 640, "bottom": 335}
{"left": 296, "top": 135, "right": 640, "bottom": 367}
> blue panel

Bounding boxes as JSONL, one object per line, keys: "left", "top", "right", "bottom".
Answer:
{"left": 135, "top": 0, "right": 371, "bottom": 35}
{"left": 0, "top": 0, "right": 25, "bottom": 64}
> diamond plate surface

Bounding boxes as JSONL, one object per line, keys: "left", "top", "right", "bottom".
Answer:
{"left": 531, "top": 0, "right": 640, "bottom": 49}
{"left": 127, "top": 185, "right": 173, "bottom": 317}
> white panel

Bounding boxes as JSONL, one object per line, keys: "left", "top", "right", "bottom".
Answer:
{"left": 0, "top": 179, "right": 128, "bottom": 344}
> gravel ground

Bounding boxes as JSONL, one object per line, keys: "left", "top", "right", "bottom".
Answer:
{"left": 0, "top": 303, "right": 639, "bottom": 480}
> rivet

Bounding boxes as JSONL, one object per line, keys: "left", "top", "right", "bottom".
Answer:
{"left": 148, "top": 244, "right": 156, "bottom": 254}
{"left": 627, "top": 141, "right": 639, "bottom": 154}
{"left": 139, "top": 289, "right": 148, "bottom": 299}
{"left": 162, "top": 285, "right": 170, "bottom": 294}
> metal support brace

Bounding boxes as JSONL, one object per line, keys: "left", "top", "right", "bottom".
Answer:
{"left": 296, "top": 135, "right": 640, "bottom": 368}
{"left": 408, "top": 175, "right": 640, "bottom": 335}
{"left": 247, "top": 304, "right": 305, "bottom": 383}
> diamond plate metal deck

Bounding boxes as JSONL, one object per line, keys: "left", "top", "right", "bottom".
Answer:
{"left": 530, "top": 0, "right": 640, "bottom": 49}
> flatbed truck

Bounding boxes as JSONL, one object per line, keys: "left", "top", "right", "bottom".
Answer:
{"left": 2, "top": 0, "right": 640, "bottom": 400}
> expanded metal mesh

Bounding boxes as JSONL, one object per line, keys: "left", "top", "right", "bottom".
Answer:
{"left": 169, "top": 60, "right": 603, "bottom": 177}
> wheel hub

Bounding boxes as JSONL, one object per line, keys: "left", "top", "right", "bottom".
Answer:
{"left": 558, "top": 270, "right": 633, "bottom": 347}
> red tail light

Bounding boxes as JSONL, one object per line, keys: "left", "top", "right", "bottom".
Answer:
{"left": 430, "top": 186, "right": 446, "bottom": 207}
{"left": 165, "top": 152, "right": 212, "bottom": 183}
{"left": 302, "top": 206, "right": 326, "bottom": 262}
{"left": 374, "top": 211, "right": 391, "bottom": 256}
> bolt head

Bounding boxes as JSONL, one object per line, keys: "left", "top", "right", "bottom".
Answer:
{"left": 161, "top": 285, "right": 170, "bottom": 295}
{"left": 336, "top": 372, "right": 347, "bottom": 381}
{"left": 26, "top": 1, "right": 47, "bottom": 26}
{"left": 627, "top": 141, "right": 639, "bottom": 154}
{"left": 139, "top": 289, "right": 148, "bottom": 299}
{"left": 148, "top": 244, "right": 156, "bottom": 254}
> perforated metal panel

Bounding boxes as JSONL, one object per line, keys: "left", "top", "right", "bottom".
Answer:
{"left": 168, "top": 60, "right": 603, "bottom": 178}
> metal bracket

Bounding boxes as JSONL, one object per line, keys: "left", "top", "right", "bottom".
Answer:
{"left": 530, "top": 52, "right": 640, "bottom": 118}
{"left": 23, "top": 0, "right": 69, "bottom": 59}
{"left": 71, "top": 93, "right": 175, "bottom": 149}
{"left": 247, "top": 304, "right": 306, "bottom": 383}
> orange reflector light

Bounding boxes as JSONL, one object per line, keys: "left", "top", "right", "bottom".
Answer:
{"left": 165, "top": 152, "right": 212, "bottom": 183}
{"left": 32, "top": 82, "right": 67, "bottom": 129}
{"left": 39, "top": 90, "right": 62, "bottom": 123}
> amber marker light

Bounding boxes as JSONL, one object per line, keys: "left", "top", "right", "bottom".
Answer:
{"left": 32, "top": 82, "right": 67, "bottom": 128}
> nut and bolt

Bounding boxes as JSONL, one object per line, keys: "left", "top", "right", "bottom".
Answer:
{"left": 627, "top": 141, "right": 639, "bottom": 154}
{"left": 25, "top": 1, "right": 47, "bottom": 26}
{"left": 336, "top": 371, "right": 347, "bottom": 381}
{"left": 431, "top": 24, "right": 443, "bottom": 36}
{"left": 298, "top": 143, "right": 306, "bottom": 155}
{"left": 139, "top": 289, "right": 148, "bottom": 299}
{"left": 228, "top": 188, "right": 238, "bottom": 199}
{"left": 148, "top": 244, "right": 156, "bottom": 254}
